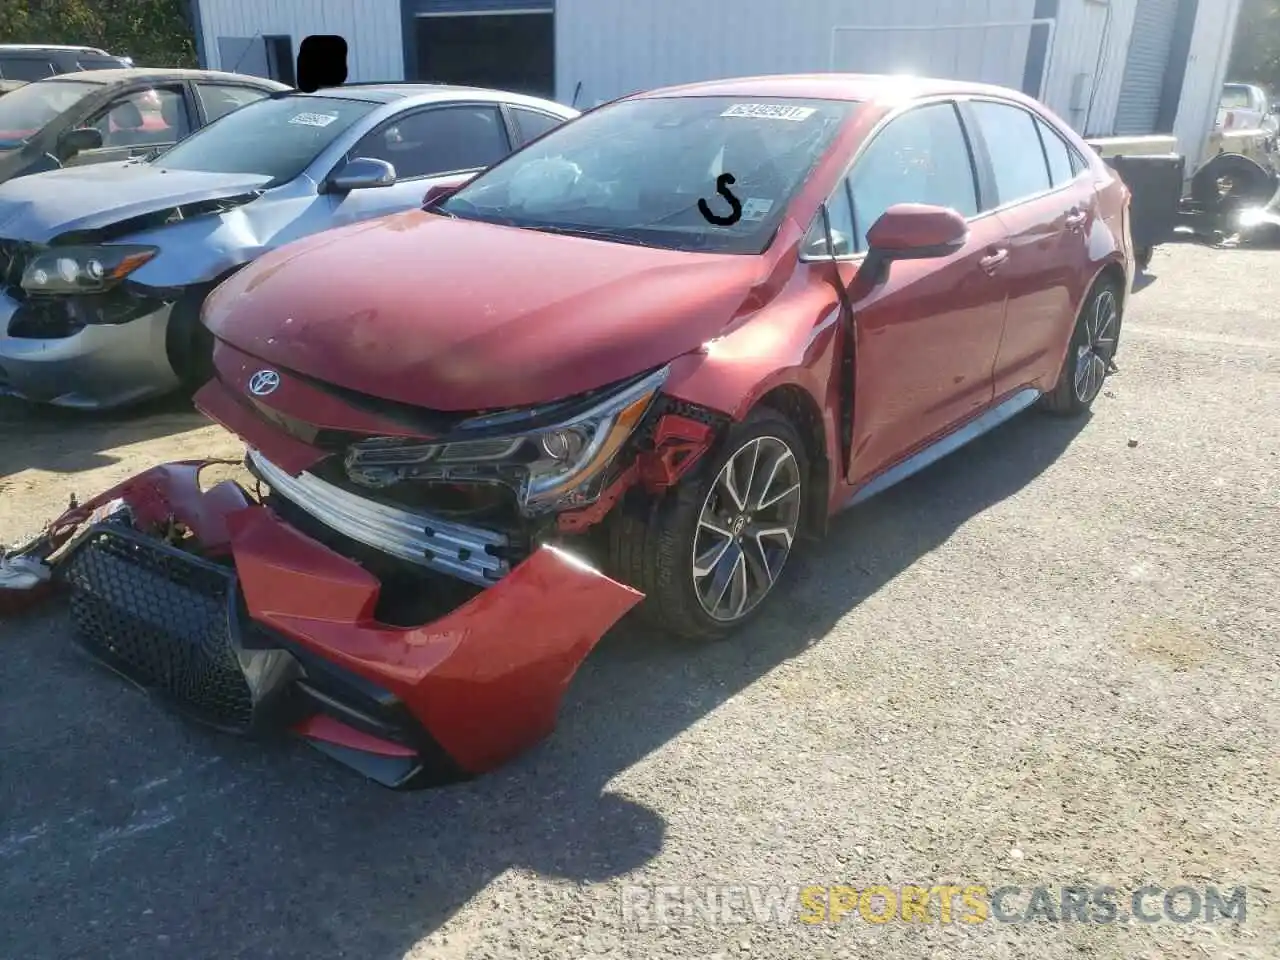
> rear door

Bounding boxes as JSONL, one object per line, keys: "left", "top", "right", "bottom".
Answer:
{"left": 803, "top": 100, "right": 1010, "bottom": 484}
{"left": 961, "top": 98, "right": 1095, "bottom": 397}
{"left": 507, "top": 105, "right": 569, "bottom": 147}
{"left": 329, "top": 102, "right": 513, "bottom": 226}
{"left": 192, "top": 81, "right": 274, "bottom": 126}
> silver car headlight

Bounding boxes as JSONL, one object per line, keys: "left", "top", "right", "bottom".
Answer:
{"left": 21, "top": 244, "right": 159, "bottom": 296}
{"left": 343, "top": 366, "right": 669, "bottom": 515}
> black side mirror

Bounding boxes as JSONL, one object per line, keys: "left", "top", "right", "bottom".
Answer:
{"left": 58, "top": 126, "right": 104, "bottom": 159}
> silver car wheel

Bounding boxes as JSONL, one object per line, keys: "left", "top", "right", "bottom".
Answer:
{"left": 1074, "top": 288, "right": 1119, "bottom": 404}
{"left": 692, "top": 435, "right": 802, "bottom": 623}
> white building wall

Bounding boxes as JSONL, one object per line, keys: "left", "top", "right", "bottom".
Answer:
{"left": 196, "top": 0, "right": 405, "bottom": 82}
{"left": 1041, "top": 0, "right": 1139, "bottom": 135}
{"left": 555, "top": 0, "right": 1041, "bottom": 109}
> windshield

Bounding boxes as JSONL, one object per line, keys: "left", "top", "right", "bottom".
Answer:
{"left": 439, "top": 95, "right": 857, "bottom": 254}
{"left": 155, "top": 95, "right": 377, "bottom": 186}
{"left": 0, "top": 78, "right": 100, "bottom": 145}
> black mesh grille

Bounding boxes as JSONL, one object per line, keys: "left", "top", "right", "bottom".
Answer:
{"left": 59, "top": 525, "right": 255, "bottom": 732}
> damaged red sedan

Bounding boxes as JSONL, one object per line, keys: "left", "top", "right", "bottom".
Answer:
{"left": 0, "top": 75, "right": 1132, "bottom": 788}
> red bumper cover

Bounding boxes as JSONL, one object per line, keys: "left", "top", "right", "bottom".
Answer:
{"left": 8, "top": 462, "right": 643, "bottom": 787}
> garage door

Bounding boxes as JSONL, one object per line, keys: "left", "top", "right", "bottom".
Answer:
{"left": 1114, "top": 0, "right": 1181, "bottom": 136}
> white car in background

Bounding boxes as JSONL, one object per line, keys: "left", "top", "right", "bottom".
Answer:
{"left": 1217, "top": 83, "right": 1278, "bottom": 134}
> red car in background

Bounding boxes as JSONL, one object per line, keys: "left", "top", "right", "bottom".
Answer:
{"left": 1, "top": 74, "right": 1132, "bottom": 788}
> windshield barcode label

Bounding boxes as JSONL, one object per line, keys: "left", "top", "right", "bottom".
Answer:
{"left": 721, "top": 104, "right": 817, "bottom": 121}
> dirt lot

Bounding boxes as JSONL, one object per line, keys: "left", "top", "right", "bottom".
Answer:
{"left": 0, "top": 242, "right": 1277, "bottom": 960}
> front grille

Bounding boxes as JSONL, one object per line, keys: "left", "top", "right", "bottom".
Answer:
{"left": 59, "top": 525, "right": 256, "bottom": 732}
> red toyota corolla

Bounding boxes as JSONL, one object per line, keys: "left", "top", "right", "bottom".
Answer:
{"left": 1, "top": 75, "right": 1132, "bottom": 788}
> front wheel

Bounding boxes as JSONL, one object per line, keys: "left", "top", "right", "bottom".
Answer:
{"left": 164, "top": 284, "right": 218, "bottom": 394}
{"left": 609, "top": 407, "right": 808, "bottom": 641}
{"left": 1040, "top": 278, "right": 1122, "bottom": 417}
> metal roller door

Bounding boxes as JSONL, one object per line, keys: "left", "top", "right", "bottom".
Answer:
{"left": 1114, "top": 0, "right": 1181, "bottom": 136}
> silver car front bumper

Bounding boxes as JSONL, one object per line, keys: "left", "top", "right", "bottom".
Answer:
{"left": 0, "top": 291, "right": 180, "bottom": 409}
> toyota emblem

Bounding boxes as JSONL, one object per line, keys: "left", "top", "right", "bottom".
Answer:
{"left": 248, "top": 369, "right": 281, "bottom": 397}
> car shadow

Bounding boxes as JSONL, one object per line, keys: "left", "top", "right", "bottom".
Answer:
{"left": 0, "top": 406, "right": 1090, "bottom": 959}
{"left": 0, "top": 393, "right": 209, "bottom": 480}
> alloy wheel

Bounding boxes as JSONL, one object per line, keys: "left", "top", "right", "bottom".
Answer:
{"left": 1074, "top": 288, "right": 1119, "bottom": 404}
{"left": 692, "top": 436, "right": 802, "bottom": 623}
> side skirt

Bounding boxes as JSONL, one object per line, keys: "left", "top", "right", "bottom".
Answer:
{"left": 843, "top": 387, "right": 1043, "bottom": 509}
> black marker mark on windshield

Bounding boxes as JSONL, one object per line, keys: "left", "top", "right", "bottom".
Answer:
{"left": 297, "top": 35, "right": 348, "bottom": 92}
{"left": 698, "top": 173, "right": 743, "bottom": 227}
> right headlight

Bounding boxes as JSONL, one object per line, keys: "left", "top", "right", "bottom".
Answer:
{"left": 344, "top": 366, "right": 669, "bottom": 515}
{"left": 21, "top": 244, "right": 158, "bottom": 296}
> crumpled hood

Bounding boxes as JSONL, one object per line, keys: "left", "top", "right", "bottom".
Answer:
{"left": 204, "top": 209, "right": 775, "bottom": 411}
{"left": 0, "top": 162, "right": 271, "bottom": 243}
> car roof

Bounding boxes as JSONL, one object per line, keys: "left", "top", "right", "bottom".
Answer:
{"left": 0, "top": 44, "right": 113, "bottom": 54}
{"left": 289, "top": 83, "right": 574, "bottom": 110}
{"left": 632, "top": 73, "right": 1038, "bottom": 106}
{"left": 46, "top": 67, "right": 289, "bottom": 87}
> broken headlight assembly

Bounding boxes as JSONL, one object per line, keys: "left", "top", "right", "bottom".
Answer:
{"left": 343, "top": 366, "right": 669, "bottom": 515}
{"left": 21, "top": 244, "right": 158, "bottom": 296}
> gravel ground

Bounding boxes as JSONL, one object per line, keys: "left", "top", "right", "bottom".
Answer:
{"left": 0, "top": 242, "right": 1277, "bottom": 960}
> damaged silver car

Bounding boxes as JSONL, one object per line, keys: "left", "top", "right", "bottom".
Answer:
{"left": 0, "top": 83, "right": 578, "bottom": 409}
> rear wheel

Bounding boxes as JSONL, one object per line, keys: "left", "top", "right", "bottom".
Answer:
{"left": 1041, "top": 278, "right": 1122, "bottom": 417}
{"left": 610, "top": 407, "right": 808, "bottom": 641}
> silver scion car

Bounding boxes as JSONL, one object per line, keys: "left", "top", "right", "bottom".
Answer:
{"left": 0, "top": 84, "right": 578, "bottom": 409}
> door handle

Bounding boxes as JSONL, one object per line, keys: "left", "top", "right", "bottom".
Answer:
{"left": 979, "top": 248, "right": 1009, "bottom": 274}
{"left": 1065, "top": 208, "right": 1087, "bottom": 228}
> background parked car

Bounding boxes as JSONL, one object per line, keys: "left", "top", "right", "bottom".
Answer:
{"left": 0, "top": 44, "right": 133, "bottom": 83}
{"left": 0, "top": 83, "right": 579, "bottom": 410}
{"left": 0, "top": 68, "right": 287, "bottom": 186}
{"left": 1217, "top": 82, "right": 1278, "bottom": 134}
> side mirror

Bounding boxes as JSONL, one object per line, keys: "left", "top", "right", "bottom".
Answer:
{"left": 327, "top": 157, "right": 396, "bottom": 192}
{"left": 423, "top": 173, "right": 479, "bottom": 208}
{"left": 851, "top": 203, "right": 968, "bottom": 297}
{"left": 58, "top": 126, "right": 104, "bottom": 158}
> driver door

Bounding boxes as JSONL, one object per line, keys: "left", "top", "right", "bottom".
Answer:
{"left": 806, "top": 100, "right": 1009, "bottom": 487}
{"left": 63, "top": 84, "right": 193, "bottom": 166}
{"left": 328, "top": 103, "right": 513, "bottom": 227}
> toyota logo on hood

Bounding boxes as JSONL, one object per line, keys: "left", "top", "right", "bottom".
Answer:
{"left": 248, "top": 369, "right": 281, "bottom": 397}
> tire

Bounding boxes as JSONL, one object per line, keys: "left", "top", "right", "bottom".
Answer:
{"left": 1040, "top": 277, "right": 1123, "bottom": 417}
{"left": 164, "top": 284, "right": 217, "bottom": 394}
{"left": 1190, "top": 154, "right": 1275, "bottom": 209}
{"left": 609, "top": 406, "right": 809, "bottom": 642}
{"left": 1135, "top": 246, "right": 1153, "bottom": 272}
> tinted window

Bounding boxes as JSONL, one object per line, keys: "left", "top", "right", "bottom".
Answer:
{"left": 0, "top": 58, "right": 57, "bottom": 81}
{"left": 87, "top": 86, "right": 190, "bottom": 148}
{"left": 511, "top": 106, "right": 564, "bottom": 144}
{"left": 77, "top": 58, "right": 129, "bottom": 71}
{"left": 0, "top": 78, "right": 100, "bottom": 144}
{"left": 157, "top": 95, "right": 376, "bottom": 186}
{"left": 970, "top": 101, "right": 1051, "bottom": 207}
{"left": 196, "top": 82, "right": 271, "bottom": 123}
{"left": 803, "top": 180, "right": 856, "bottom": 258}
{"left": 441, "top": 96, "right": 856, "bottom": 255}
{"left": 847, "top": 102, "right": 977, "bottom": 251}
{"left": 1036, "top": 116, "right": 1075, "bottom": 187}
{"left": 350, "top": 105, "right": 510, "bottom": 180}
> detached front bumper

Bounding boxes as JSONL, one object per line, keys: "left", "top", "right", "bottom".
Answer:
{"left": 0, "top": 291, "right": 179, "bottom": 409}
{"left": 16, "top": 462, "right": 643, "bottom": 788}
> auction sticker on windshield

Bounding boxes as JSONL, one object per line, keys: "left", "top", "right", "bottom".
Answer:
{"left": 721, "top": 104, "right": 817, "bottom": 121}
{"left": 288, "top": 112, "right": 339, "bottom": 128}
